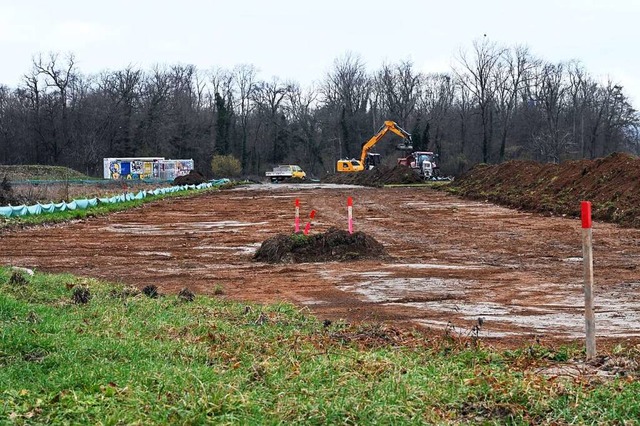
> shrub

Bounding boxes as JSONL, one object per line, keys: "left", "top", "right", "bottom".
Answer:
{"left": 142, "top": 285, "right": 159, "bottom": 298}
{"left": 211, "top": 155, "right": 242, "bottom": 178}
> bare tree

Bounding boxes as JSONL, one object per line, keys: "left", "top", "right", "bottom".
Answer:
{"left": 286, "top": 84, "right": 324, "bottom": 172}
{"left": 233, "top": 64, "right": 257, "bottom": 169}
{"left": 418, "top": 73, "right": 455, "bottom": 157}
{"left": 494, "top": 46, "right": 537, "bottom": 162}
{"left": 252, "top": 77, "right": 293, "bottom": 165}
{"left": 455, "top": 38, "right": 505, "bottom": 163}
{"left": 321, "top": 52, "right": 371, "bottom": 160}
{"left": 32, "top": 52, "right": 77, "bottom": 162}
{"left": 374, "top": 60, "right": 421, "bottom": 125}
{"left": 0, "top": 85, "right": 12, "bottom": 163}
{"left": 529, "top": 62, "right": 570, "bottom": 162}
{"left": 102, "top": 66, "right": 143, "bottom": 156}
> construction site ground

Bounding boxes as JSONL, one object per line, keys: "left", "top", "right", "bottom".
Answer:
{"left": 2, "top": 183, "right": 639, "bottom": 347}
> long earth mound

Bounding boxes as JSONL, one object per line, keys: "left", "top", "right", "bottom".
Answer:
{"left": 450, "top": 152, "right": 640, "bottom": 228}
{"left": 322, "top": 165, "right": 422, "bottom": 187}
{"left": 253, "top": 227, "right": 389, "bottom": 263}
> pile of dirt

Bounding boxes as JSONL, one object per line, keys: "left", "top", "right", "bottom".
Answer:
{"left": 253, "top": 227, "right": 389, "bottom": 263}
{"left": 450, "top": 152, "right": 640, "bottom": 227}
{"left": 322, "top": 165, "right": 423, "bottom": 187}
{"left": 173, "top": 170, "right": 207, "bottom": 185}
{"left": 279, "top": 176, "right": 308, "bottom": 184}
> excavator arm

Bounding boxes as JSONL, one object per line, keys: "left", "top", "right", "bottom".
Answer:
{"left": 336, "top": 120, "right": 412, "bottom": 173}
{"left": 359, "top": 121, "right": 412, "bottom": 165}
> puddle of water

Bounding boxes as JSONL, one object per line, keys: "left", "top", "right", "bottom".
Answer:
{"left": 190, "top": 221, "right": 269, "bottom": 229}
{"left": 386, "top": 263, "right": 483, "bottom": 271}
{"left": 300, "top": 300, "right": 330, "bottom": 306}
{"left": 330, "top": 266, "right": 640, "bottom": 337}
{"left": 396, "top": 301, "right": 511, "bottom": 316}
{"left": 106, "top": 221, "right": 268, "bottom": 235}
{"left": 194, "top": 243, "right": 262, "bottom": 255}
{"left": 356, "top": 271, "right": 394, "bottom": 278}
{"left": 136, "top": 251, "right": 171, "bottom": 257}
{"left": 405, "top": 301, "right": 640, "bottom": 338}
{"left": 105, "top": 224, "right": 165, "bottom": 235}
{"left": 338, "top": 277, "right": 471, "bottom": 303}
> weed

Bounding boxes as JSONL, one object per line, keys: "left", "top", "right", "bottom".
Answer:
{"left": 109, "top": 285, "right": 140, "bottom": 299}
{"left": 72, "top": 287, "right": 91, "bottom": 304}
{"left": 178, "top": 287, "right": 195, "bottom": 302}
{"left": 8, "top": 271, "right": 28, "bottom": 286}
{"left": 289, "top": 232, "right": 310, "bottom": 247}
{"left": 142, "top": 285, "right": 159, "bottom": 298}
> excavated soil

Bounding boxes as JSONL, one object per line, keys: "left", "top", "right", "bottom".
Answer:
{"left": 322, "top": 165, "right": 423, "bottom": 186}
{"left": 173, "top": 170, "right": 207, "bottom": 185}
{"left": 451, "top": 152, "right": 640, "bottom": 228}
{"left": 1, "top": 176, "right": 640, "bottom": 347}
{"left": 253, "top": 227, "right": 388, "bottom": 263}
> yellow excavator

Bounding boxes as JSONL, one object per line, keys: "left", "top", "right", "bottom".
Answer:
{"left": 336, "top": 120, "right": 413, "bottom": 172}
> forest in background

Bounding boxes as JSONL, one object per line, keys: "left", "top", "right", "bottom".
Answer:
{"left": 0, "top": 39, "right": 638, "bottom": 178}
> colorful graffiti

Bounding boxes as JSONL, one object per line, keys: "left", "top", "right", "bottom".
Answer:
{"left": 103, "top": 158, "right": 194, "bottom": 180}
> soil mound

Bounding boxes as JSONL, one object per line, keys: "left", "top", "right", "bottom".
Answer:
{"left": 253, "top": 227, "right": 389, "bottom": 263}
{"left": 450, "top": 152, "right": 640, "bottom": 227}
{"left": 173, "top": 170, "right": 207, "bottom": 185}
{"left": 280, "top": 176, "right": 308, "bottom": 184}
{"left": 322, "top": 165, "right": 422, "bottom": 187}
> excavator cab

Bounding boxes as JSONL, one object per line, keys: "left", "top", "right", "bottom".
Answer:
{"left": 364, "top": 153, "right": 381, "bottom": 170}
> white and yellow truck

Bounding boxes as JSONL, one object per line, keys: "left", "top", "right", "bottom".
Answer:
{"left": 265, "top": 165, "right": 306, "bottom": 182}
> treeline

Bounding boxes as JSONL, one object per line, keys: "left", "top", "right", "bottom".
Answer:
{"left": 0, "top": 39, "right": 638, "bottom": 177}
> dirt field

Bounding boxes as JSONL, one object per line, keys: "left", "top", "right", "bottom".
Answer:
{"left": 2, "top": 183, "right": 639, "bottom": 346}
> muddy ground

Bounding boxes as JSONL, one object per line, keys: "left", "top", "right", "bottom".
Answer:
{"left": 1, "top": 183, "right": 640, "bottom": 347}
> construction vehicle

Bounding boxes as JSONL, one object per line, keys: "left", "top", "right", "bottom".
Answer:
{"left": 336, "top": 120, "right": 413, "bottom": 173}
{"left": 397, "top": 151, "right": 440, "bottom": 179}
{"left": 265, "top": 165, "right": 306, "bottom": 182}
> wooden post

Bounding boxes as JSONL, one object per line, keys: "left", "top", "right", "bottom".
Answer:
{"left": 347, "top": 197, "right": 353, "bottom": 234}
{"left": 581, "top": 201, "right": 595, "bottom": 360}
{"left": 294, "top": 199, "right": 300, "bottom": 233}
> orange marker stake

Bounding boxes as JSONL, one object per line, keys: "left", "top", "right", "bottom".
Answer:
{"left": 347, "top": 196, "right": 353, "bottom": 234}
{"left": 294, "top": 199, "right": 300, "bottom": 233}
{"left": 581, "top": 201, "right": 595, "bottom": 360}
{"left": 303, "top": 210, "right": 316, "bottom": 235}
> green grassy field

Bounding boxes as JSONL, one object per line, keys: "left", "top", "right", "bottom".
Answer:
{"left": 1, "top": 267, "right": 639, "bottom": 425}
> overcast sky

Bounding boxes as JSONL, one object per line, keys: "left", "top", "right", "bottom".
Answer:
{"left": 2, "top": 0, "right": 639, "bottom": 105}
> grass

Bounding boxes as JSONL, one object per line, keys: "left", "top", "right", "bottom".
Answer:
{"left": 1, "top": 268, "right": 640, "bottom": 424}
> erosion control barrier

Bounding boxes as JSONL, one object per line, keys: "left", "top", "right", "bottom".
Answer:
{"left": 0, "top": 179, "right": 230, "bottom": 218}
